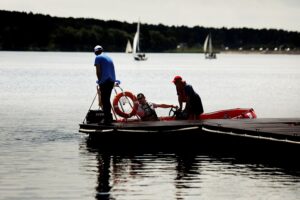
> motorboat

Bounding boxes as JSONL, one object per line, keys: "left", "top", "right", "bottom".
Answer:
{"left": 79, "top": 85, "right": 257, "bottom": 136}
{"left": 79, "top": 107, "right": 256, "bottom": 135}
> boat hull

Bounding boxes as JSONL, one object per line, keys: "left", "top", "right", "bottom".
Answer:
{"left": 200, "top": 108, "right": 256, "bottom": 119}
{"left": 205, "top": 53, "right": 217, "bottom": 59}
{"left": 134, "top": 53, "right": 147, "bottom": 61}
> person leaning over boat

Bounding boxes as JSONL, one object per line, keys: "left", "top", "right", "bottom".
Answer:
{"left": 136, "top": 93, "right": 177, "bottom": 121}
{"left": 172, "top": 76, "right": 187, "bottom": 111}
{"left": 173, "top": 76, "right": 204, "bottom": 119}
{"left": 94, "top": 45, "right": 116, "bottom": 124}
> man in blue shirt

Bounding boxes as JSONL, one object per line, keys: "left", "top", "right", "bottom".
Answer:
{"left": 94, "top": 45, "right": 116, "bottom": 124}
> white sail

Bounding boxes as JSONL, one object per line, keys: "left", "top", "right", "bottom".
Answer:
{"left": 133, "top": 21, "right": 140, "bottom": 54}
{"left": 203, "top": 35, "right": 209, "bottom": 53}
{"left": 125, "top": 40, "right": 133, "bottom": 53}
{"left": 204, "top": 34, "right": 213, "bottom": 54}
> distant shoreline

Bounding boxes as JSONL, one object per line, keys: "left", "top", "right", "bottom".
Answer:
{"left": 1, "top": 10, "right": 299, "bottom": 53}
{"left": 1, "top": 50, "right": 300, "bottom": 55}
{"left": 166, "top": 50, "right": 300, "bottom": 55}
{"left": 220, "top": 50, "right": 300, "bottom": 55}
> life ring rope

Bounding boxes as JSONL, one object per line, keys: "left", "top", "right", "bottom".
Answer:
{"left": 113, "top": 91, "right": 139, "bottom": 118}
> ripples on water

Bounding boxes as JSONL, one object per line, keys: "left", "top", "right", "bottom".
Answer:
{"left": 82, "top": 140, "right": 300, "bottom": 200}
{"left": 0, "top": 52, "right": 300, "bottom": 199}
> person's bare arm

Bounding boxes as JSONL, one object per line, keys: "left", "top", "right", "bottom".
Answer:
{"left": 178, "top": 96, "right": 183, "bottom": 110}
{"left": 156, "top": 104, "right": 177, "bottom": 109}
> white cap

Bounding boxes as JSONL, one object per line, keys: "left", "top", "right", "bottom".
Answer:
{"left": 94, "top": 45, "right": 103, "bottom": 52}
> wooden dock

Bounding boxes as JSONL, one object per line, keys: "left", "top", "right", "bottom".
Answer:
{"left": 202, "top": 118, "right": 300, "bottom": 144}
{"left": 83, "top": 118, "right": 300, "bottom": 153}
{"left": 80, "top": 120, "right": 300, "bottom": 167}
{"left": 82, "top": 118, "right": 300, "bottom": 141}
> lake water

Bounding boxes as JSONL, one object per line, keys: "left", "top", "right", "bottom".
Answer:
{"left": 0, "top": 51, "right": 300, "bottom": 199}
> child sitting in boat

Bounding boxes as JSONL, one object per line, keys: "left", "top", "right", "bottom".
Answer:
{"left": 136, "top": 93, "right": 177, "bottom": 121}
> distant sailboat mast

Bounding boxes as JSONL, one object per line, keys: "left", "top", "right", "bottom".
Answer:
{"left": 208, "top": 34, "right": 213, "bottom": 54}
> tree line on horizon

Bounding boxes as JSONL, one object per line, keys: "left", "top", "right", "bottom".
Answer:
{"left": 0, "top": 10, "right": 300, "bottom": 52}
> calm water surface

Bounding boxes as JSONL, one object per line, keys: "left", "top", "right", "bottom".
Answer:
{"left": 0, "top": 52, "right": 300, "bottom": 199}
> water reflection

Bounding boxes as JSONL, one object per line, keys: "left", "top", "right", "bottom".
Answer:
{"left": 175, "top": 153, "right": 201, "bottom": 199}
{"left": 81, "top": 137, "right": 300, "bottom": 200}
{"left": 95, "top": 154, "right": 112, "bottom": 200}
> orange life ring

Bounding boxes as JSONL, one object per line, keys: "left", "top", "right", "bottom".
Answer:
{"left": 113, "top": 91, "right": 139, "bottom": 118}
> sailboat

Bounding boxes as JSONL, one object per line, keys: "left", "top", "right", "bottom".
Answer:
{"left": 203, "top": 33, "right": 216, "bottom": 59}
{"left": 125, "top": 39, "right": 133, "bottom": 53}
{"left": 133, "top": 21, "right": 147, "bottom": 61}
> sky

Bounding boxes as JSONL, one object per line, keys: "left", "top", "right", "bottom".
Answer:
{"left": 1, "top": 0, "right": 300, "bottom": 32}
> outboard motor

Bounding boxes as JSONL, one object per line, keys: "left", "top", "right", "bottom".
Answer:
{"left": 85, "top": 110, "right": 105, "bottom": 124}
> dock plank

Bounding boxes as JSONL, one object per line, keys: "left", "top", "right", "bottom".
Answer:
{"left": 202, "top": 118, "right": 300, "bottom": 143}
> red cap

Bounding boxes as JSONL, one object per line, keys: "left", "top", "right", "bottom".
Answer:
{"left": 172, "top": 75, "right": 182, "bottom": 83}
